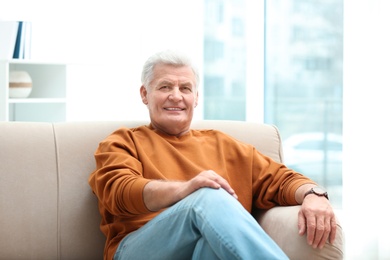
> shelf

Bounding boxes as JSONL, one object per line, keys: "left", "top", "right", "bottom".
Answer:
{"left": 8, "top": 98, "right": 66, "bottom": 104}
{"left": 1, "top": 60, "right": 68, "bottom": 122}
{"left": 2, "top": 59, "right": 67, "bottom": 66}
{"left": 8, "top": 102, "right": 66, "bottom": 122}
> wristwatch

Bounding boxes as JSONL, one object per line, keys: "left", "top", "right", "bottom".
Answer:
{"left": 304, "top": 186, "right": 329, "bottom": 200}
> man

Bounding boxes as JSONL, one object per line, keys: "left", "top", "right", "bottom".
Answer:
{"left": 89, "top": 50, "right": 337, "bottom": 260}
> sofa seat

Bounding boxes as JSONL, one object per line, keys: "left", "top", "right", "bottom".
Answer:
{"left": 0, "top": 120, "right": 344, "bottom": 259}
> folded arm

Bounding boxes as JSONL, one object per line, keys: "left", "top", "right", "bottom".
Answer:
{"left": 143, "top": 170, "right": 238, "bottom": 211}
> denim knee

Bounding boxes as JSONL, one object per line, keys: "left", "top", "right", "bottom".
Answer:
{"left": 185, "top": 188, "right": 243, "bottom": 217}
{"left": 188, "top": 188, "right": 237, "bottom": 206}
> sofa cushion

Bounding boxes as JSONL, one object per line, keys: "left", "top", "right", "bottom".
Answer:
{"left": 256, "top": 205, "right": 344, "bottom": 260}
{"left": 0, "top": 122, "right": 58, "bottom": 259}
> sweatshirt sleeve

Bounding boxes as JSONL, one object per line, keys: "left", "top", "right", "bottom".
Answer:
{"left": 88, "top": 128, "right": 152, "bottom": 216}
{"left": 251, "top": 147, "right": 316, "bottom": 209}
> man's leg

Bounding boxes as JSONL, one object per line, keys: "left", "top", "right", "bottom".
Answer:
{"left": 114, "top": 188, "right": 288, "bottom": 260}
{"left": 191, "top": 237, "right": 219, "bottom": 260}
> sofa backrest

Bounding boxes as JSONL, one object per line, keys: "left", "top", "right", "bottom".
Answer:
{"left": 0, "top": 120, "right": 283, "bottom": 259}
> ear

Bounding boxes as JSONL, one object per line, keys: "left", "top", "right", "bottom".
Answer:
{"left": 140, "top": 85, "right": 148, "bottom": 105}
{"left": 194, "top": 91, "right": 199, "bottom": 107}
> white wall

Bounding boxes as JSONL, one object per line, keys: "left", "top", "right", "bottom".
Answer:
{"left": 3, "top": 0, "right": 390, "bottom": 258}
{"left": 0, "top": 0, "right": 204, "bottom": 121}
{"left": 343, "top": 0, "right": 390, "bottom": 259}
{"left": 1, "top": 0, "right": 265, "bottom": 122}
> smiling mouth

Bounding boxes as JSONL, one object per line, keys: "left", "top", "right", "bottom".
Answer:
{"left": 164, "top": 107, "right": 184, "bottom": 111}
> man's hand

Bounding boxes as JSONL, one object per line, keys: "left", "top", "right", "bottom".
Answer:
{"left": 297, "top": 194, "right": 338, "bottom": 249}
{"left": 185, "top": 170, "right": 238, "bottom": 199}
{"left": 143, "top": 170, "right": 237, "bottom": 211}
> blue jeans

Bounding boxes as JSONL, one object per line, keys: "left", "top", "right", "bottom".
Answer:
{"left": 114, "top": 188, "right": 288, "bottom": 260}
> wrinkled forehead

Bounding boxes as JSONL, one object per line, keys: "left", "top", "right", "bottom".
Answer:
{"left": 152, "top": 64, "right": 197, "bottom": 86}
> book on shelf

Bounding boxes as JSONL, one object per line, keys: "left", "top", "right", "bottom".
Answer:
{"left": 0, "top": 21, "right": 19, "bottom": 60}
{"left": 12, "top": 21, "right": 23, "bottom": 59}
{"left": 24, "top": 21, "right": 32, "bottom": 59}
{"left": 0, "top": 20, "right": 32, "bottom": 60}
{"left": 13, "top": 21, "right": 32, "bottom": 59}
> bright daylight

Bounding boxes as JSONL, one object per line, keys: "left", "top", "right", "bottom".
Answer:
{"left": 1, "top": 0, "right": 390, "bottom": 259}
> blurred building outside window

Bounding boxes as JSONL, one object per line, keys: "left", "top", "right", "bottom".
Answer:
{"left": 203, "top": 0, "right": 343, "bottom": 208}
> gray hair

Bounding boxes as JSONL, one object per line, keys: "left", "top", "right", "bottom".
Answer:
{"left": 141, "top": 50, "right": 199, "bottom": 90}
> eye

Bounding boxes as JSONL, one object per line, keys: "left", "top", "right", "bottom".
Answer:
{"left": 159, "top": 85, "right": 169, "bottom": 91}
{"left": 181, "top": 86, "right": 193, "bottom": 93}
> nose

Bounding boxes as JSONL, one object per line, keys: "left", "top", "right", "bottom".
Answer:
{"left": 168, "top": 88, "right": 183, "bottom": 101}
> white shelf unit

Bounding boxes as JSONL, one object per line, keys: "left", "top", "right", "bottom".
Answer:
{"left": 0, "top": 60, "right": 67, "bottom": 122}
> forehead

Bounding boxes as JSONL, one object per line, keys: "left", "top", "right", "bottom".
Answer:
{"left": 153, "top": 64, "right": 196, "bottom": 85}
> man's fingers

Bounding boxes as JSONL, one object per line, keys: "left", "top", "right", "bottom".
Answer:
{"left": 312, "top": 217, "right": 325, "bottom": 248}
{"left": 297, "top": 210, "right": 306, "bottom": 236}
{"left": 329, "top": 217, "right": 338, "bottom": 244}
{"left": 199, "top": 170, "right": 238, "bottom": 199}
{"left": 305, "top": 216, "right": 316, "bottom": 246}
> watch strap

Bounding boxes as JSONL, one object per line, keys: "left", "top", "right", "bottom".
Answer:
{"left": 304, "top": 187, "right": 329, "bottom": 200}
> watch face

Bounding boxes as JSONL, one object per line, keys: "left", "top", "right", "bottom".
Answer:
{"left": 313, "top": 186, "right": 326, "bottom": 195}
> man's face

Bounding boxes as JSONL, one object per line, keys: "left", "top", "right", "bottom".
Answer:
{"left": 140, "top": 64, "right": 198, "bottom": 136}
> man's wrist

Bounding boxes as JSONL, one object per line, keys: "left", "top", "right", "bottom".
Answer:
{"left": 304, "top": 186, "right": 329, "bottom": 200}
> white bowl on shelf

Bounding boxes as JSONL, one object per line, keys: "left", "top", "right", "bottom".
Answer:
{"left": 9, "top": 70, "right": 33, "bottom": 98}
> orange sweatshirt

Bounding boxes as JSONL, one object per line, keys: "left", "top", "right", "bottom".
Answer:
{"left": 88, "top": 124, "right": 314, "bottom": 260}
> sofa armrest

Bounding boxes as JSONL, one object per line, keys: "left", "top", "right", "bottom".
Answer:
{"left": 255, "top": 205, "right": 344, "bottom": 260}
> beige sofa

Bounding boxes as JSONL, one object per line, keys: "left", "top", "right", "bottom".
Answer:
{"left": 0, "top": 120, "right": 344, "bottom": 260}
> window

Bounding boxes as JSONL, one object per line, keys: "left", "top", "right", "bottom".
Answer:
{"left": 203, "top": 0, "right": 343, "bottom": 208}
{"left": 265, "top": 0, "right": 343, "bottom": 208}
{"left": 203, "top": 0, "right": 248, "bottom": 120}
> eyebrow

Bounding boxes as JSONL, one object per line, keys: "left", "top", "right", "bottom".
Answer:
{"left": 158, "top": 80, "right": 193, "bottom": 87}
{"left": 158, "top": 80, "right": 173, "bottom": 86}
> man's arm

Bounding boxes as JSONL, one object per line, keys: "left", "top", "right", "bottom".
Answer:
{"left": 295, "top": 183, "right": 317, "bottom": 204}
{"left": 295, "top": 184, "right": 338, "bottom": 249}
{"left": 143, "top": 170, "right": 238, "bottom": 211}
